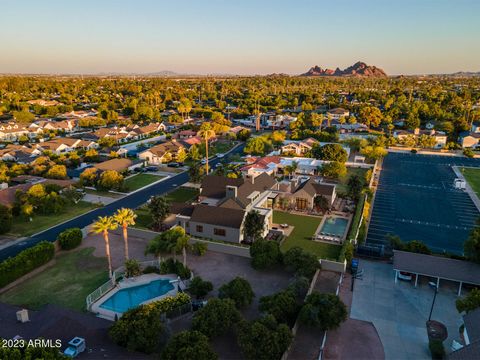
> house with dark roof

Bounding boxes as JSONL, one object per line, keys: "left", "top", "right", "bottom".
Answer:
{"left": 172, "top": 173, "right": 277, "bottom": 243}
{"left": 273, "top": 177, "right": 336, "bottom": 210}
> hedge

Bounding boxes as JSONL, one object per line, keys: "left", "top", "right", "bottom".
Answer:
{"left": 57, "top": 228, "right": 83, "bottom": 250}
{"left": 0, "top": 241, "right": 55, "bottom": 288}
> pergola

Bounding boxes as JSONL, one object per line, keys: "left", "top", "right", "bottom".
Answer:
{"left": 393, "top": 250, "right": 480, "bottom": 296}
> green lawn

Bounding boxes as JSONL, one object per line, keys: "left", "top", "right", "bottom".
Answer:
{"left": 84, "top": 188, "right": 124, "bottom": 198}
{"left": 8, "top": 201, "right": 97, "bottom": 237}
{"left": 274, "top": 211, "right": 341, "bottom": 260}
{"left": 0, "top": 247, "right": 108, "bottom": 311}
{"left": 134, "top": 206, "right": 152, "bottom": 229}
{"left": 124, "top": 173, "right": 164, "bottom": 192}
{"left": 166, "top": 187, "right": 199, "bottom": 203}
{"left": 337, "top": 167, "right": 369, "bottom": 194}
{"left": 462, "top": 167, "right": 480, "bottom": 197}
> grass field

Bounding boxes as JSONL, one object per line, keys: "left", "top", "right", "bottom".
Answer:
{"left": 336, "top": 167, "right": 369, "bottom": 194}
{"left": 274, "top": 211, "right": 341, "bottom": 260}
{"left": 462, "top": 167, "right": 480, "bottom": 197}
{"left": 8, "top": 201, "right": 97, "bottom": 237}
{"left": 0, "top": 248, "right": 108, "bottom": 311}
{"left": 124, "top": 173, "right": 163, "bottom": 192}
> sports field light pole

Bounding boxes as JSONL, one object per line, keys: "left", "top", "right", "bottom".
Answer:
{"left": 428, "top": 281, "right": 438, "bottom": 321}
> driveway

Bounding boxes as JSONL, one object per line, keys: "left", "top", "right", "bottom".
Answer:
{"left": 350, "top": 260, "right": 463, "bottom": 360}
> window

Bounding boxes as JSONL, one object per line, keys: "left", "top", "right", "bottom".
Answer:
{"left": 296, "top": 198, "right": 308, "bottom": 210}
{"left": 214, "top": 228, "right": 226, "bottom": 236}
{"left": 196, "top": 225, "right": 203, "bottom": 233}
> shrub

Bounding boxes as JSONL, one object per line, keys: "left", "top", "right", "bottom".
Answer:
{"left": 259, "top": 289, "right": 300, "bottom": 326}
{"left": 188, "top": 276, "right": 213, "bottom": 299}
{"left": 0, "top": 241, "right": 55, "bottom": 288}
{"left": 110, "top": 293, "right": 190, "bottom": 353}
{"left": 218, "top": 277, "right": 255, "bottom": 309}
{"left": 125, "top": 259, "right": 141, "bottom": 278}
{"left": 143, "top": 265, "right": 159, "bottom": 274}
{"left": 161, "top": 331, "right": 218, "bottom": 360}
{"left": 463, "top": 148, "right": 474, "bottom": 158}
{"left": 429, "top": 339, "right": 445, "bottom": 359}
{"left": 192, "top": 298, "right": 242, "bottom": 338}
{"left": 57, "top": 228, "right": 82, "bottom": 250}
{"left": 456, "top": 288, "right": 480, "bottom": 313}
{"left": 192, "top": 242, "right": 208, "bottom": 256}
{"left": 160, "top": 258, "right": 191, "bottom": 279}
{"left": 250, "top": 239, "right": 282, "bottom": 270}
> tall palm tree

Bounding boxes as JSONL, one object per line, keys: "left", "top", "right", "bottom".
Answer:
{"left": 199, "top": 124, "right": 216, "bottom": 174}
{"left": 114, "top": 208, "right": 137, "bottom": 261}
{"left": 173, "top": 227, "right": 190, "bottom": 266}
{"left": 92, "top": 216, "right": 118, "bottom": 278}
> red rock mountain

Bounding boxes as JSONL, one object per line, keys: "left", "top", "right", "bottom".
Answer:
{"left": 301, "top": 62, "right": 387, "bottom": 77}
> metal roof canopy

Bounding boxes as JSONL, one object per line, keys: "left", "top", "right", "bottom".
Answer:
{"left": 393, "top": 250, "right": 480, "bottom": 286}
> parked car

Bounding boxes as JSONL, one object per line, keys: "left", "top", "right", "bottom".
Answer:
{"left": 398, "top": 271, "right": 413, "bottom": 281}
{"left": 145, "top": 166, "right": 159, "bottom": 172}
{"left": 201, "top": 158, "right": 207, "bottom": 165}
{"left": 168, "top": 162, "right": 181, "bottom": 168}
{"left": 216, "top": 153, "right": 225, "bottom": 158}
{"left": 63, "top": 337, "right": 86, "bottom": 358}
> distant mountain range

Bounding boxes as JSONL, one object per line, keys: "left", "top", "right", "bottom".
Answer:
{"left": 300, "top": 61, "right": 387, "bottom": 77}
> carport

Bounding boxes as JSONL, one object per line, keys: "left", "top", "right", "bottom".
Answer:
{"left": 393, "top": 250, "right": 480, "bottom": 296}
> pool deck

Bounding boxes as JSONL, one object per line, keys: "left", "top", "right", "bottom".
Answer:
{"left": 314, "top": 213, "right": 352, "bottom": 245}
{"left": 90, "top": 273, "right": 179, "bottom": 320}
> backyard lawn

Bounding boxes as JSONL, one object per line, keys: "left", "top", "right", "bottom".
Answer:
{"left": 274, "top": 211, "right": 341, "bottom": 260}
{"left": 336, "top": 167, "right": 369, "bottom": 194}
{"left": 462, "top": 167, "right": 480, "bottom": 197}
{"left": 8, "top": 201, "right": 97, "bottom": 237}
{"left": 0, "top": 247, "right": 108, "bottom": 311}
{"left": 124, "top": 173, "right": 163, "bottom": 192}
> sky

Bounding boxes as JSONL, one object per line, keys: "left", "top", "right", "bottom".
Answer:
{"left": 1, "top": 0, "right": 479, "bottom": 75}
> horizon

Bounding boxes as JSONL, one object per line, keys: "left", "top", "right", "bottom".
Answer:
{"left": 1, "top": 0, "right": 480, "bottom": 75}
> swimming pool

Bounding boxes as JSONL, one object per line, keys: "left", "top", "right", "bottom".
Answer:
{"left": 100, "top": 279, "right": 175, "bottom": 313}
{"left": 320, "top": 217, "right": 349, "bottom": 237}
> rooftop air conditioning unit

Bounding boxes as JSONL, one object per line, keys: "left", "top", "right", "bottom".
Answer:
{"left": 16, "top": 309, "right": 29, "bottom": 323}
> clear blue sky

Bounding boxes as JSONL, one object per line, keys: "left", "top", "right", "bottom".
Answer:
{"left": 1, "top": 0, "right": 479, "bottom": 75}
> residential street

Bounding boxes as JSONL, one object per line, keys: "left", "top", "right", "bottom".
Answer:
{"left": 0, "top": 144, "right": 244, "bottom": 262}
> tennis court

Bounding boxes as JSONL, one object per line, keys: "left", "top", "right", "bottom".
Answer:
{"left": 366, "top": 152, "right": 480, "bottom": 255}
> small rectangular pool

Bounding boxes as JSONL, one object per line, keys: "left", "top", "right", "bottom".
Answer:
{"left": 320, "top": 217, "right": 349, "bottom": 237}
{"left": 100, "top": 279, "right": 174, "bottom": 313}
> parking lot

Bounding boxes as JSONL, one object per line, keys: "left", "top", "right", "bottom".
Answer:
{"left": 366, "top": 152, "right": 480, "bottom": 254}
{"left": 350, "top": 260, "right": 463, "bottom": 360}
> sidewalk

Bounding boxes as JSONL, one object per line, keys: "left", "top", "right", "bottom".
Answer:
{"left": 452, "top": 165, "right": 480, "bottom": 212}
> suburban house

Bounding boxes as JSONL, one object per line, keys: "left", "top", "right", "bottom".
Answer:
{"left": 93, "top": 158, "right": 143, "bottom": 173}
{"left": 30, "top": 119, "right": 78, "bottom": 133}
{"left": 450, "top": 308, "right": 480, "bottom": 359}
{"left": 35, "top": 138, "right": 98, "bottom": 154}
{"left": 0, "top": 123, "right": 31, "bottom": 142}
{"left": 327, "top": 108, "right": 350, "bottom": 120}
{"left": 93, "top": 127, "right": 139, "bottom": 143}
{"left": 137, "top": 140, "right": 186, "bottom": 164}
{"left": 280, "top": 138, "right": 319, "bottom": 156}
{"left": 0, "top": 144, "right": 37, "bottom": 163}
{"left": 459, "top": 131, "right": 480, "bottom": 148}
{"left": 330, "top": 119, "right": 368, "bottom": 133}
{"left": 273, "top": 177, "right": 337, "bottom": 210}
{"left": 394, "top": 128, "right": 447, "bottom": 149}
{"left": 241, "top": 156, "right": 283, "bottom": 178}
{"left": 172, "top": 173, "right": 277, "bottom": 243}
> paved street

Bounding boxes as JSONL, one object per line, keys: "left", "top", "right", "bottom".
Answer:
{"left": 0, "top": 144, "right": 244, "bottom": 262}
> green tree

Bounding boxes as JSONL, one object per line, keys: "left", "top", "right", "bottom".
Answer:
{"left": 464, "top": 218, "right": 480, "bottom": 263}
{"left": 13, "top": 110, "right": 35, "bottom": 124}
{"left": 188, "top": 276, "right": 214, "bottom": 299}
{"left": 312, "top": 143, "right": 348, "bottom": 162}
{"left": 124, "top": 258, "right": 141, "bottom": 278}
{"left": 161, "top": 331, "right": 218, "bottom": 360}
{"left": 188, "top": 162, "right": 206, "bottom": 183}
{"left": 236, "top": 315, "right": 293, "bottom": 360}
{"left": 92, "top": 216, "right": 118, "bottom": 278}
{"left": 192, "top": 298, "right": 242, "bottom": 338}
{"left": 79, "top": 167, "right": 98, "bottom": 186}
{"left": 243, "top": 210, "right": 264, "bottom": 242}
{"left": 148, "top": 195, "right": 170, "bottom": 231}
{"left": 97, "top": 170, "right": 124, "bottom": 191}
{"left": 218, "top": 277, "right": 255, "bottom": 309}
{"left": 244, "top": 136, "right": 273, "bottom": 156}
{"left": 314, "top": 195, "right": 330, "bottom": 212}
{"left": 360, "top": 145, "right": 388, "bottom": 160}
{"left": 359, "top": 106, "right": 383, "bottom": 128}
{"left": 299, "top": 292, "right": 347, "bottom": 330}
{"left": 259, "top": 289, "right": 299, "bottom": 325}
{"left": 320, "top": 161, "right": 347, "bottom": 179}
{"left": 57, "top": 227, "right": 82, "bottom": 250}
{"left": 346, "top": 174, "right": 364, "bottom": 201}
{"left": 114, "top": 207, "right": 137, "bottom": 260}
{"left": 283, "top": 247, "right": 319, "bottom": 278}
{"left": 0, "top": 204, "right": 12, "bottom": 234}
{"left": 456, "top": 288, "right": 480, "bottom": 313}
{"left": 249, "top": 239, "right": 282, "bottom": 270}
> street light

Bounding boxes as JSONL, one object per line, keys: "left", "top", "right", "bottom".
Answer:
{"left": 428, "top": 281, "right": 438, "bottom": 321}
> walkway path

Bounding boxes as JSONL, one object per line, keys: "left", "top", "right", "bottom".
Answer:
{"left": 452, "top": 165, "right": 480, "bottom": 212}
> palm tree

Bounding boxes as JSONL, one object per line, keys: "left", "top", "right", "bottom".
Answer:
{"left": 173, "top": 227, "right": 190, "bottom": 266}
{"left": 114, "top": 208, "right": 137, "bottom": 261}
{"left": 198, "top": 123, "right": 216, "bottom": 174}
{"left": 145, "top": 233, "right": 173, "bottom": 264}
{"left": 92, "top": 216, "right": 118, "bottom": 278}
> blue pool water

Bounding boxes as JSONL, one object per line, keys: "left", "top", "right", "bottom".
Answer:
{"left": 100, "top": 279, "right": 175, "bottom": 313}
{"left": 320, "top": 217, "right": 349, "bottom": 237}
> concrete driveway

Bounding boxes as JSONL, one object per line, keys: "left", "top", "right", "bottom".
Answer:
{"left": 350, "top": 260, "right": 463, "bottom": 360}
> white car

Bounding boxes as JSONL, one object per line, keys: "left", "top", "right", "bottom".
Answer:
{"left": 398, "top": 271, "right": 413, "bottom": 281}
{"left": 201, "top": 158, "right": 207, "bottom": 165}
{"left": 216, "top": 153, "right": 225, "bottom": 158}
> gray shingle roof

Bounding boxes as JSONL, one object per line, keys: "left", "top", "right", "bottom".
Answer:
{"left": 190, "top": 204, "right": 245, "bottom": 228}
